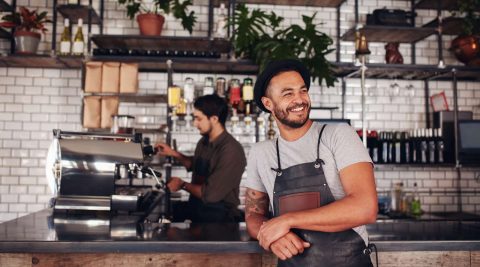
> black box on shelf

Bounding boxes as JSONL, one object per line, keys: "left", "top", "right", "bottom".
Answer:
{"left": 432, "top": 111, "right": 473, "bottom": 163}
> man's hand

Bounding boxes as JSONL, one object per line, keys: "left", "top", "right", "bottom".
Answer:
{"left": 167, "top": 177, "right": 184, "bottom": 192}
{"left": 155, "top": 143, "right": 178, "bottom": 158}
{"left": 269, "top": 232, "right": 310, "bottom": 261}
{"left": 257, "top": 215, "right": 292, "bottom": 250}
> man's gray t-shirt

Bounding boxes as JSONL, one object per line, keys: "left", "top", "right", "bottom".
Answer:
{"left": 245, "top": 121, "right": 373, "bottom": 244}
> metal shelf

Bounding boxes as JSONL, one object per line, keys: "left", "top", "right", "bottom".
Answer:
{"left": 331, "top": 62, "right": 480, "bottom": 81}
{"left": 414, "top": 0, "right": 480, "bottom": 11}
{"left": 342, "top": 25, "right": 436, "bottom": 43}
{"left": 83, "top": 93, "right": 167, "bottom": 103}
{"left": 214, "top": 0, "right": 347, "bottom": 7}
{"left": 90, "top": 56, "right": 259, "bottom": 74}
{"left": 57, "top": 4, "right": 101, "bottom": 24}
{"left": 0, "top": 0, "right": 12, "bottom": 12}
{"left": 423, "top": 16, "right": 464, "bottom": 36}
{"left": 91, "top": 35, "right": 231, "bottom": 53}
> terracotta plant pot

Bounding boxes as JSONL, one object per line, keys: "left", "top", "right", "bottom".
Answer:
{"left": 137, "top": 13, "right": 165, "bottom": 36}
{"left": 449, "top": 35, "right": 480, "bottom": 65}
{"left": 14, "top": 30, "right": 41, "bottom": 54}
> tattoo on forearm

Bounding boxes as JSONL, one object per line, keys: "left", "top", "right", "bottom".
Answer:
{"left": 245, "top": 189, "right": 269, "bottom": 218}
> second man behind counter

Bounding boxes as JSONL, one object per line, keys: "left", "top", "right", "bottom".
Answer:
{"left": 156, "top": 94, "right": 247, "bottom": 223}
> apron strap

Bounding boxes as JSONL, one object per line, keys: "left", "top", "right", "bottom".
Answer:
{"left": 316, "top": 124, "right": 327, "bottom": 165}
{"left": 270, "top": 138, "right": 283, "bottom": 175}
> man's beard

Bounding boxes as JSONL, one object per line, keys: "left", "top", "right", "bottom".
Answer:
{"left": 273, "top": 103, "right": 310, "bottom": 129}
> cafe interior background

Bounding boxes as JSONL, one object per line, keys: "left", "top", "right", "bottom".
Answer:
{"left": 0, "top": 0, "right": 480, "bottom": 223}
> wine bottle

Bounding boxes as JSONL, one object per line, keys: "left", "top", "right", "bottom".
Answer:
{"left": 59, "top": 18, "right": 71, "bottom": 55}
{"left": 72, "top": 19, "right": 85, "bottom": 56}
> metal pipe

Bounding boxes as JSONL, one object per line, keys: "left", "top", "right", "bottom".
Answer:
{"left": 336, "top": 5, "right": 341, "bottom": 62}
{"left": 452, "top": 68, "right": 463, "bottom": 214}
{"left": 436, "top": 0, "right": 444, "bottom": 67}
{"left": 208, "top": 0, "right": 214, "bottom": 38}
{"left": 424, "top": 80, "right": 430, "bottom": 128}
{"left": 52, "top": 0, "right": 57, "bottom": 55}
{"left": 361, "top": 56, "right": 367, "bottom": 147}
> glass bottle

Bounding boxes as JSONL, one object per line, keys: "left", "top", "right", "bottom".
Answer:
{"left": 436, "top": 128, "right": 445, "bottom": 163}
{"left": 242, "top": 78, "right": 254, "bottom": 116}
{"left": 428, "top": 128, "right": 436, "bottom": 164}
{"left": 203, "top": 77, "right": 215, "bottom": 95}
{"left": 420, "top": 128, "right": 428, "bottom": 164}
{"left": 215, "top": 3, "right": 228, "bottom": 39}
{"left": 59, "top": 18, "right": 71, "bottom": 55}
{"left": 215, "top": 77, "right": 226, "bottom": 98}
{"left": 72, "top": 19, "right": 84, "bottom": 56}
{"left": 410, "top": 182, "right": 422, "bottom": 216}
{"left": 229, "top": 79, "right": 241, "bottom": 115}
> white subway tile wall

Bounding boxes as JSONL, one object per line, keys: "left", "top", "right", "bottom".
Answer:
{"left": 0, "top": 0, "right": 480, "bottom": 222}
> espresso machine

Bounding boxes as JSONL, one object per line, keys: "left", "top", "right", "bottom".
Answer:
{"left": 46, "top": 129, "right": 169, "bottom": 222}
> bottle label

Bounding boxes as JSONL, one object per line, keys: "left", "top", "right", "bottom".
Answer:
{"left": 72, "top": 41, "right": 84, "bottom": 55}
{"left": 60, "top": 41, "right": 71, "bottom": 55}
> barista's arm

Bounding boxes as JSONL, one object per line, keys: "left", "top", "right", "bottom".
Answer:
{"left": 155, "top": 143, "right": 193, "bottom": 169}
{"left": 257, "top": 162, "right": 378, "bottom": 250}
{"left": 167, "top": 177, "right": 202, "bottom": 199}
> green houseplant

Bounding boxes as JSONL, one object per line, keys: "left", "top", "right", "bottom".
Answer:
{"left": 449, "top": 0, "right": 480, "bottom": 65}
{"left": 0, "top": 6, "right": 51, "bottom": 54}
{"left": 117, "top": 0, "right": 197, "bottom": 35}
{"left": 229, "top": 4, "right": 335, "bottom": 87}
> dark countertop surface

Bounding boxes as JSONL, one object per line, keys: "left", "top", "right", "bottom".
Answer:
{"left": 0, "top": 209, "right": 480, "bottom": 253}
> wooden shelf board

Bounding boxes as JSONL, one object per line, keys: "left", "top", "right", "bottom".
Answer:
{"left": 423, "top": 17, "right": 464, "bottom": 36}
{"left": 91, "top": 56, "right": 259, "bottom": 74}
{"left": 91, "top": 35, "right": 230, "bottom": 53}
{"left": 0, "top": 28, "right": 11, "bottom": 39}
{"left": 342, "top": 25, "right": 436, "bottom": 43}
{"left": 57, "top": 5, "right": 101, "bottom": 24}
{"left": 0, "top": 0, "right": 12, "bottom": 12}
{"left": 57, "top": 55, "right": 85, "bottom": 68}
{"left": 0, "top": 55, "right": 81, "bottom": 68}
{"left": 214, "top": 0, "right": 346, "bottom": 7}
{"left": 84, "top": 93, "right": 167, "bottom": 103}
{"left": 414, "top": 0, "right": 480, "bottom": 11}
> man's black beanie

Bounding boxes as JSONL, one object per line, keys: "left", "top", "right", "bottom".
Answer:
{"left": 253, "top": 59, "right": 311, "bottom": 113}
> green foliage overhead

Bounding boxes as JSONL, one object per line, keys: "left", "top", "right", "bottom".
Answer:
{"left": 453, "top": 0, "right": 480, "bottom": 36}
{"left": 117, "top": 0, "right": 197, "bottom": 34}
{"left": 229, "top": 4, "right": 336, "bottom": 87}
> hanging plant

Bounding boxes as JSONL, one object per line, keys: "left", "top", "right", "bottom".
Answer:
{"left": 229, "top": 4, "right": 336, "bottom": 87}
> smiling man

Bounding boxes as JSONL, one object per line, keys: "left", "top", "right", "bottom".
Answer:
{"left": 156, "top": 94, "right": 246, "bottom": 223}
{"left": 245, "top": 59, "right": 378, "bottom": 266}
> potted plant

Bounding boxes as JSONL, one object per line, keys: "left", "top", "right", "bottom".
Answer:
{"left": 117, "top": 0, "right": 197, "bottom": 36}
{"left": 449, "top": 0, "right": 480, "bottom": 66}
{"left": 229, "top": 4, "right": 335, "bottom": 87}
{"left": 0, "top": 6, "right": 51, "bottom": 54}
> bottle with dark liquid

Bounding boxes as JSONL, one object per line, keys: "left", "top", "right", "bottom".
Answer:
{"left": 381, "top": 132, "right": 388, "bottom": 163}
{"left": 428, "top": 128, "right": 436, "bottom": 164}
{"left": 403, "top": 131, "right": 410, "bottom": 164}
{"left": 216, "top": 77, "right": 226, "bottom": 98}
{"left": 388, "top": 132, "right": 394, "bottom": 163}
{"left": 420, "top": 128, "right": 428, "bottom": 164}
{"left": 435, "top": 128, "right": 445, "bottom": 163}
{"left": 394, "top": 131, "right": 401, "bottom": 164}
